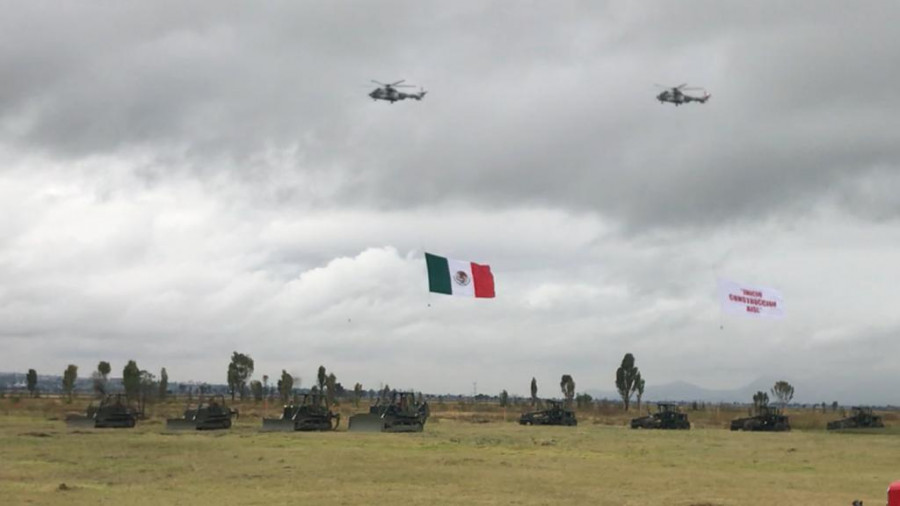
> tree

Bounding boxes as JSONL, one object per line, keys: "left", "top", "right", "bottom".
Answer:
{"left": 158, "top": 367, "right": 168, "bottom": 401}
{"left": 752, "top": 391, "right": 769, "bottom": 412}
{"left": 227, "top": 351, "right": 254, "bottom": 401}
{"left": 560, "top": 374, "right": 575, "bottom": 408}
{"left": 353, "top": 383, "right": 363, "bottom": 407}
{"left": 499, "top": 390, "right": 509, "bottom": 407}
{"left": 93, "top": 361, "right": 111, "bottom": 397}
{"left": 530, "top": 377, "right": 538, "bottom": 407}
{"left": 250, "top": 380, "right": 263, "bottom": 402}
{"left": 770, "top": 381, "right": 794, "bottom": 409}
{"left": 636, "top": 377, "right": 646, "bottom": 412}
{"left": 123, "top": 360, "right": 141, "bottom": 402}
{"left": 62, "top": 364, "right": 78, "bottom": 402}
{"left": 615, "top": 353, "right": 641, "bottom": 411}
{"left": 138, "top": 370, "right": 157, "bottom": 415}
{"left": 575, "top": 392, "right": 593, "bottom": 409}
{"left": 317, "top": 365, "right": 327, "bottom": 393}
{"left": 325, "top": 372, "right": 337, "bottom": 407}
{"left": 262, "top": 375, "right": 269, "bottom": 400}
{"left": 831, "top": 401, "right": 839, "bottom": 412}
{"left": 26, "top": 369, "right": 38, "bottom": 398}
{"left": 278, "top": 370, "right": 293, "bottom": 403}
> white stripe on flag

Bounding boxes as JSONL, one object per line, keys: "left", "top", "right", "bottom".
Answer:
{"left": 446, "top": 258, "right": 475, "bottom": 297}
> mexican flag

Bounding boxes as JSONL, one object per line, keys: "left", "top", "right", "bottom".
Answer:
{"left": 425, "top": 252, "right": 495, "bottom": 298}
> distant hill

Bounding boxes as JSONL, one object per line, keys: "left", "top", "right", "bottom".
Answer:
{"left": 586, "top": 377, "right": 896, "bottom": 407}
{"left": 586, "top": 378, "right": 788, "bottom": 405}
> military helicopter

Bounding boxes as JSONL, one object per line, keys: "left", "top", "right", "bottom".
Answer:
{"left": 368, "top": 80, "right": 427, "bottom": 103}
{"left": 655, "top": 84, "right": 710, "bottom": 106}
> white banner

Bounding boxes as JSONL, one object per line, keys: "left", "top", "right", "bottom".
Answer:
{"left": 717, "top": 278, "right": 784, "bottom": 319}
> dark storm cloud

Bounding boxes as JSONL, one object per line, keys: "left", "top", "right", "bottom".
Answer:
{"left": 2, "top": 2, "right": 900, "bottom": 401}
{"left": 4, "top": 2, "right": 896, "bottom": 228}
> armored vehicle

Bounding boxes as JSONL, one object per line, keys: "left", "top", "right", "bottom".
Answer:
{"left": 630, "top": 403, "right": 690, "bottom": 430}
{"left": 827, "top": 407, "right": 884, "bottom": 430}
{"left": 730, "top": 405, "right": 791, "bottom": 432}
{"left": 165, "top": 395, "right": 238, "bottom": 431}
{"left": 261, "top": 393, "right": 340, "bottom": 432}
{"left": 348, "top": 391, "right": 429, "bottom": 433}
{"left": 518, "top": 400, "right": 577, "bottom": 426}
{"left": 65, "top": 394, "right": 139, "bottom": 429}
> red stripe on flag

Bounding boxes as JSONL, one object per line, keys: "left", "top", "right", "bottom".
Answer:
{"left": 471, "top": 262, "right": 495, "bottom": 298}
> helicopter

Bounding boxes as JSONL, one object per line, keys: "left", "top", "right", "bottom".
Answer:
{"left": 369, "top": 80, "right": 427, "bottom": 103}
{"left": 655, "top": 84, "right": 710, "bottom": 106}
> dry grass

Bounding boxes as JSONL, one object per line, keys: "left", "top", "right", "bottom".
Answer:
{"left": 1, "top": 398, "right": 897, "bottom": 505}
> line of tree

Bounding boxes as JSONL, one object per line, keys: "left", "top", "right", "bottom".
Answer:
{"left": 771, "top": 380, "right": 794, "bottom": 409}
{"left": 26, "top": 369, "right": 38, "bottom": 397}
{"left": 227, "top": 351, "right": 254, "bottom": 401}
{"left": 62, "top": 364, "right": 78, "bottom": 402}
{"left": 560, "top": 374, "right": 575, "bottom": 408}
{"left": 615, "top": 353, "right": 641, "bottom": 411}
{"left": 92, "top": 361, "right": 111, "bottom": 396}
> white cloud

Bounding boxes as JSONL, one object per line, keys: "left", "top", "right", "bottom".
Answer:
{"left": 1, "top": 2, "right": 899, "bottom": 404}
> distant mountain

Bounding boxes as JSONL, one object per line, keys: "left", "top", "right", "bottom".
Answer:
{"left": 586, "top": 377, "right": 897, "bottom": 407}
{"left": 586, "top": 378, "right": 781, "bottom": 405}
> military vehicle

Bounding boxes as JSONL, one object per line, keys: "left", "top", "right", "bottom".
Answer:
{"left": 518, "top": 400, "right": 577, "bottom": 426}
{"left": 730, "top": 405, "right": 791, "bottom": 432}
{"left": 630, "top": 403, "right": 691, "bottom": 429}
{"left": 261, "top": 393, "right": 340, "bottom": 432}
{"left": 348, "top": 391, "right": 429, "bottom": 433}
{"left": 65, "top": 394, "right": 139, "bottom": 429}
{"left": 827, "top": 407, "right": 884, "bottom": 430}
{"left": 165, "top": 395, "right": 238, "bottom": 431}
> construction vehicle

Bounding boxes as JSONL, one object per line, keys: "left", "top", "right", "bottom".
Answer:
{"left": 630, "top": 403, "right": 691, "bottom": 429}
{"left": 165, "top": 395, "right": 238, "bottom": 431}
{"left": 261, "top": 393, "right": 340, "bottom": 431}
{"left": 348, "top": 391, "right": 429, "bottom": 433}
{"left": 65, "top": 394, "right": 139, "bottom": 429}
{"left": 730, "top": 405, "right": 791, "bottom": 431}
{"left": 827, "top": 406, "right": 884, "bottom": 430}
{"left": 518, "top": 400, "right": 577, "bottom": 426}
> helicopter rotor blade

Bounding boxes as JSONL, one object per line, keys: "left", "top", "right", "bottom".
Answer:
{"left": 390, "top": 80, "right": 406, "bottom": 86}
{"left": 675, "top": 83, "right": 688, "bottom": 90}
{"left": 371, "top": 80, "right": 387, "bottom": 86}
{"left": 682, "top": 87, "right": 704, "bottom": 91}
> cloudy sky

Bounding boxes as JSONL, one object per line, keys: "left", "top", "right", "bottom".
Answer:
{"left": 1, "top": 1, "right": 899, "bottom": 404}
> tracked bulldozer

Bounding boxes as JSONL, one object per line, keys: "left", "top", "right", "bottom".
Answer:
{"left": 518, "top": 400, "right": 577, "bottom": 426}
{"left": 261, "top": 393, "right": 340, "bottom": 432}
{"left": 165, "top": 395, "right": 238, "bottom": 431}
{"left": 65, "top": 394, "right": 139, "bottom": 429}
{"left": 348, "top": 391, "right": 429, "bottom": 433}
{"left": 730, "top": 405, "right": 790, "bottom": 432}
{"left": 631, "top": 403, "right": 691, "bottom": 430}
{"left": 827, "top": 407, "right": 884, "bottom": 430}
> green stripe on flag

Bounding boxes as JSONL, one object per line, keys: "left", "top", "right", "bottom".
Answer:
{"left": 425, "top": 253, "right": 452, "bottom": 295}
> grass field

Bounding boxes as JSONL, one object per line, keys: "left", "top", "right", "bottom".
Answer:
{"left": 1, "top": 398, "right": 897, "bottom": 505}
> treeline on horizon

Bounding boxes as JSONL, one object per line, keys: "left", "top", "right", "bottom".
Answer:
{"left": 0, "top": 351, "right": 844, "bottom": 412}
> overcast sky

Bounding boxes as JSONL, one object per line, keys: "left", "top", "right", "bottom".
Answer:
{"left": 1, "top": 1, "right": 899, "bottom": 404}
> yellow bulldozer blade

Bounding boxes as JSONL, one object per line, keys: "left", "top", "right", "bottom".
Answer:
{"left": 348, "top": 414, "right": 386, "bottom": 432}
